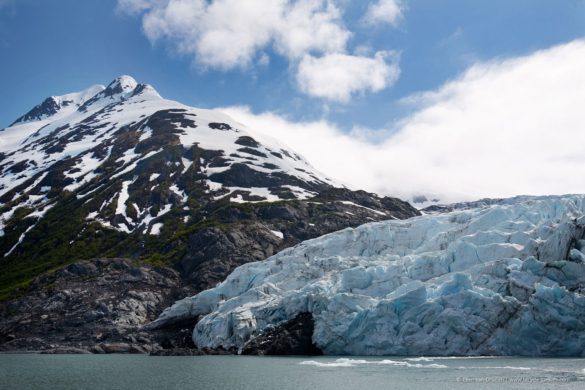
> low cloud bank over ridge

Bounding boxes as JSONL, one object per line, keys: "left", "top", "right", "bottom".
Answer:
{"left": 224, "top": 40, "right": 585, "bottom": 203}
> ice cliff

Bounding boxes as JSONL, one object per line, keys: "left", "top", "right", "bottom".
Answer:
{"left": 149, "top": 195, "right": 585, "bottom": 356}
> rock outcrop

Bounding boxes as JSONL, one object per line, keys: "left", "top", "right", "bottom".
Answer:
{"left": 0, "top": 258, "right": 184, "bottom": 353}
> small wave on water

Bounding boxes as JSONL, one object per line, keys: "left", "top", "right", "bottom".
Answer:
{"left": 458, "top": 366, "right": 533, "bottom": 371}
{"left": 405, "top": 357, "right": 434, "bottom": 362}
{"left": 299, "top": 359, "right": 368, "bottom": 368}
{"left": 299, "top": 358, "right": 447, "bottom": 369}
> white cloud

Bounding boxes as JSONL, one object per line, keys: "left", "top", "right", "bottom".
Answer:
{"left": 363, "top": 0, "right": 404, "bottom": 27}
{"left": 223, "top": 40, "right": 585, "bottom": 203}
{"left": 117, "top": 0, "right": 399, "bottom": 102}
{"left": 119, "top": 0, "right": 349, "bottom": 69}
{"left": 296, "top": 51, "right": 400, "bottom": 102}
{"left": 273, "top": 0, "right": 350, "bottom": 59}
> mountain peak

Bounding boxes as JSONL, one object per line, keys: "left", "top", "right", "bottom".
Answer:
{"left": 104, "top": 75, "right": 138, "bottom": 96}
{"left": 8, "top": 76, "right": 162, "bottom": 126}
{"left": 77, "top": 75, "right": 160, "bottom": 112}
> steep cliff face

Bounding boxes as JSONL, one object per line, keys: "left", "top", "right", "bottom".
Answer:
{"left": 150, "top": 195, "right": 585, "bottom": 357}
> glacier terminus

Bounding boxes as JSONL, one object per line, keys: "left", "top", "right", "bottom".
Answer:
{"left": 150, "top": 195, "right": 585, "bottom": 356}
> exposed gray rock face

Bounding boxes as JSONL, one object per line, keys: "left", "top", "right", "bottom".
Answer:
{"left": 0, "top": 259, "right": 184, "bottom": 353}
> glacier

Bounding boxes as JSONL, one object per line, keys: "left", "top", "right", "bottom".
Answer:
{"left": 148, "top": 195, "right": 585, "bottom": 356}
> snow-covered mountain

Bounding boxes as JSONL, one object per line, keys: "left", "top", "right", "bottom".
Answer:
{"left": 0, "top": 76, "right": 417, "bottom": 298}
{"left": 150, "top": 195, "right": 585, "bottom": 356}
{"left": 1, "top": 75, "right": 336, "bottom": 235}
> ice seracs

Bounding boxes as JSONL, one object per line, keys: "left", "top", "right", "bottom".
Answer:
{"left": 149, "top": 195, "right": 585, "bottom": 356}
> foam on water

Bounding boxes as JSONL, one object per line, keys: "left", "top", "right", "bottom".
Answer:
{"left": 459, "top": 366, "right": 533, "bottom": 371}
{"left": 299, "top": 358, "right": 448, "bottom": 369}
{"left": 405, "top": 357, "right": 434, "bottom": 362}
{"left": 299, "top": 357, "right": 583, "bottom": 375}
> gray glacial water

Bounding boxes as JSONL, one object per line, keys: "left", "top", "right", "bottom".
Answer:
{"left": 1, "top": 354, "right": 585, "bottom": 389}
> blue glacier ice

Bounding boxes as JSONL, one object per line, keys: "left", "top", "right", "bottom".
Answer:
{"left": 148, "top": 195, "right": 585, "bottom": 356}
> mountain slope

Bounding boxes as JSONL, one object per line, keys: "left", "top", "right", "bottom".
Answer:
{"left": 0, "top": 75, "right": 418, "bottom": 302}
{"left": 149, "top": 195, "right": 585, "bottom": 356}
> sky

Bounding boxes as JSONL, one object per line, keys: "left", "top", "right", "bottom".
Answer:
{"left": 2, "top": 0, "right": 585, "bottom": 202}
